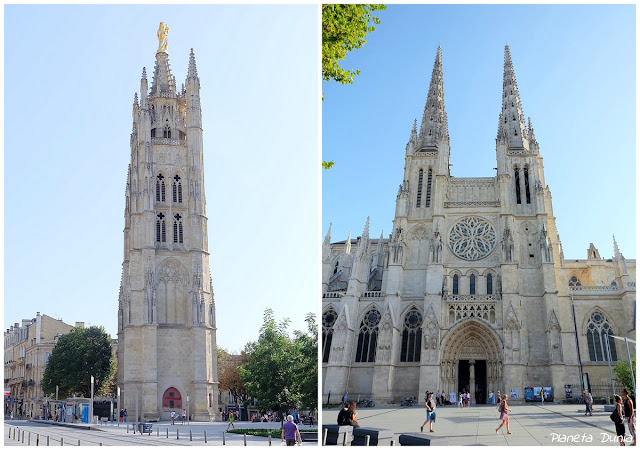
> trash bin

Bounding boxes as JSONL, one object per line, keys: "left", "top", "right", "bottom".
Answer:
{"left": 137, "top": 423, "right": 153, "bottom": 434}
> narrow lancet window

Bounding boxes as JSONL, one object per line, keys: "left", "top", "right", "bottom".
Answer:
{"left": 425, "top": 169, "right": 433, "bottom": 207}
{"left": 514, "top": 167, "right": 521, "bottom": 204}
{"left": 524, "top": 167, "right": 531, "bottom": 204}
{"left": 487, "top": 274, "right": 493, "bottom": 295}
{"left": 453, "top": 274, "right": 459, "bottom": 295}
{"left": 470, "top": 274, "right": 476, "bottom": 295}
{"left": 416, "top": 169, "right": 423, "bottom": 207}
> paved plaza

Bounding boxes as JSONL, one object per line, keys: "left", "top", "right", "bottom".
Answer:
{"left": 325, "top": 402, "right": 633, "bottom": 446}
{"left": 4, "top": 419, "right": 317, "bottom": 446}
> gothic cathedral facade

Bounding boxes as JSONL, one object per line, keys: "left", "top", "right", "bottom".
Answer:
{"left": 321, "top": 47, "right": 636, "bottom": 404}
{"left": 117, "top": 25, "right": 219, "bottom": 421}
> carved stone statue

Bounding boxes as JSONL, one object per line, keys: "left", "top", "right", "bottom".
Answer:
{"left": 157, "top": 22, "right": 169, "bottom": 53}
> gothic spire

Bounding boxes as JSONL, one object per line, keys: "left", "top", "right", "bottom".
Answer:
{"left": 150, "top": 40, "right": 176, "bottom": 97}
{"left": 419, "top": 46, "right": 449, "bottom": 150}
{"left": 356, "top": 217, "right": 371, "bottom": 261}
{"left": 497, "top": 45, "right": 529, "bottom": 149}
{"left": 187, "top": 48, "right": 199, "bottom": 80}
{"left": 324, "top": 223, "right": 332, "bottom": 246}
{"left": 613, "top": 234, "right": 621, "bottom": 258}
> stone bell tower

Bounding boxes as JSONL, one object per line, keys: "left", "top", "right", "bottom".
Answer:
{"left": 117, "top": 23, "right": 219, "bottom": 422}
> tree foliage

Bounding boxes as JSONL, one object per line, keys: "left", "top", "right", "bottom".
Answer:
{"left": 218, "top": 348, "right": 249, "bottom": 410}
{"left": 239, "top": 309, "right": 317, "bottom": 422}
{"left": 322, "top": 4, "right": 386, "bottom": 86}
{"left": 614, "top": 355, "right": 636, "bottom": 394}
{"left": 42, "top": 326, "right": 114, "bottom": 399}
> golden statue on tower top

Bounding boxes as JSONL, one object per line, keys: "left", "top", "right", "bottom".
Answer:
{"left": 157, "top": 22, "right": 169, "bottom": 53}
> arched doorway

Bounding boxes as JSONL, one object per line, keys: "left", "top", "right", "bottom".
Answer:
{"left": 162, "top": 387, "right": 182, "bottom": 410}
{"left": 440, "top": 319, "right": 503, "bottom": 405}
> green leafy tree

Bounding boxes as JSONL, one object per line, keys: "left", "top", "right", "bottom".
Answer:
{"left": 614, "top": 356, "right": 636, "bottom": 394}
{"left": 293, "top": 313, "right": 318, "bottom": 413}
{"left": 322, "top": 4, "right": 386, "bottom": 86}
{"left": 217, "top": 348, "right": 250, "bottom": 418}
{"left": 42, "top": 326, "right": 114, "bottom": 399}
{"left": 239, "top": 309, "right": 316, "bottom": 425}
{"left": 322, "top": 4, "right": 385, "bottom": 169}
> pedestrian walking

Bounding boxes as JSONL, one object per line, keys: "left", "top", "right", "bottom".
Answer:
{"left": 458, "top": 392, "right": 463, "bottom": 408}
{"left": 226, "top": 410, "right": 236, "bottom": 430}
{"left": 584, "top": 390, "right": 593, "bottom": 416}
{"left": 281, "top": 414, "right": 302, "bottom": 446}
{"left": 421, "top": 392, "right": 437, "bottom": 433}
{"left": 613, "top": 394, "right": 626, "bottom": 446}
{"left": 343, "top": 391, "right": 348, "bottom": 404}
{"left": 123, "top": 408, "right": 128, "bottom": 423}
{"left": 622, "top": 389, "right": 635, "bottom": 446}
{"left": 436, "top": 390, "right": 441, "bottom": 406}
{"left": 541, "top": 390, "right": 545, "bottom": 405}
{"left": 496, "top": 395, "right": 512, "bottom": 435}
{"left": 170, "top": 410, "right": 175, "bottom": 425}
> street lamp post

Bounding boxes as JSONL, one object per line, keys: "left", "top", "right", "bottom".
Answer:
{"left": 187, "top": 395, "right": 190, "bottom": 425}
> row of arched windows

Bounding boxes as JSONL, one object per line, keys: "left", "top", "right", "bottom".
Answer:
{"left": 156, "top": 213, "right": 183, "bottom": 244}
{"left": 156, "top": 174, "right": 183, "bottom": 204}
{"left": 452, "top": 273, "right": 493, "bottom": 295}
{"left": 416, "top": 169, "right": 433, "bottom": 208}
{"left": 322, "top": 306, "right": 423, "bottom": 364}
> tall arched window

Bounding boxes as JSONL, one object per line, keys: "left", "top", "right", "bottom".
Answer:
{"left": 173, "top": 175, "right": 182, "bottom": 203}
{"left": 400, "top": 307, "right": 422, "bottom": 362}
{"left": 156, "top": 213, "right": 166, "bottom": 243}
{"left": 486, "top": 274, "right": 493, "bottom": 295}
{"left": 586, "top": 311, "right": 618, "bottom": 362}
{"left": 156, "top": 174, "right": 165, "bottom": 202}
{"left": 173, "top": 214, "right": 183, "bottom": 244}
{"left": 470, "top": 274, "right": 476, "bottom": 295}
{"left": 425, "top": 169, "right": 433, "bottom": 207}
{"left": 163, "top": 122, "right": 171, "bottom": 138}
{"left": 524, "top": 167, "right": 531, "bottom": 204}
{"left": 514, "top": 167, "right": 521, "bottom": 204}
{"left": 568, "top": 276, "right": 581, "bottom": 286}
{"left": 322, "top": 308, "right": 338, "bottom": 363}
{"left": 416, "top": 169, "right": 423, "bottom": 207}
{"left": 453, "top": 274, "right": 459, "bottom": 295}
{"left": 355, "top": 308, "right": 381, "bottom": 363}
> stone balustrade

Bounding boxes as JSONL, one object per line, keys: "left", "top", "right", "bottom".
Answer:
{"left": 446, "top": 294, "right": 498, "bottom": 302}
{"left": 323, "top": 292, "right": 345, "bottom": 299}
{"left": 151, "top": 137, "right": 187, "bottom": 146}
{"left": 570, "top": 285, "right": 619, "bottom": 293}
{"left": 361, "top": 291, "right": 385, "bottom": 298}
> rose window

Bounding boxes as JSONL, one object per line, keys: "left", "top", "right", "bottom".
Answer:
{"left": 448, "top": 216, "right": 496, "bottom": 261}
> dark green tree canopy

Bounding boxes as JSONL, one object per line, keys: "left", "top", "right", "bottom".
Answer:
{"left": 42, "top": 326, "right": 114, "bottom": 399}
{"left": 238, "top": 309, "right": 317, "bottom": 422}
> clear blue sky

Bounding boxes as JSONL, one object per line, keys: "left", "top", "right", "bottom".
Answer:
{"left": 323, "top": 4, "right": 636, "bottom": 261}
{"left": 4, "top": 4, "right": 319, "bottom": 352}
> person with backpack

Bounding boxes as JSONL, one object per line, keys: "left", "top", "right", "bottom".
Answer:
{"left": 622, "top": 389, "right": 635, "bottom": 446}
{"left": 420, "top": 392, "right": 436, "bottom": 433}
{"left": 496, "top": 395, "right": 512, "bottom": 435}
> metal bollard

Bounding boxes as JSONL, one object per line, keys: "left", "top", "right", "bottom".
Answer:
{"left": 7, "top": 427, "right": 10, "bottom": 438}
{"left": 78, "top": 439, "right": 81, "bottom": 446}
{"left": 22, "top": 430, "right": 25, "bottom": 443}
{"left": 244, "top": 434, "right": 247, "bottom": 446}
{"left": 190, "top": 429, "right": 192, "bottom": 441}
{"left": 127, "top": 424, "right": 129, "bottom": 434}
{"left": 47, "top": 435, "right": 50, "bottom": 446}
{"left": 365, "top": 435, "right": 370, "bottom": 446}
{"left": 390, "top": 439, "right": 395, "bottom": 446}
{"left": 223, "top": 431, "right": 226, "bottom": 445}
{"left": 157, "top": 427, "right": 159, "bottom": 437}
{"left": 268, "top": 435, "right": 271, "bottom": 446}
{"left": 204, "top": 430, "right": 207, "bottom": 443}
{"left": 60, "top": 437, "right": 63, "bottom": 446}
{"left": 28, "top": 431, "right": 31, "bottom": 445}
{"left": 323, "top": 428, "right": 328, "bottom": 445}
{"left": 166, "top": 428, "right": 169, "bottom": 439}
{"left": 177, "top": 429, "right": 179, "bottom": 440}
{"left": 37, "top": 433, "right": 40, "bottom": 446}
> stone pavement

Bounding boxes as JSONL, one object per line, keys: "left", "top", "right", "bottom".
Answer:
{"left": 328, "top": 402, "right": 633, "bottom": 446}
{"left": 4, "top": 419, "right": 317, "bottom": 446}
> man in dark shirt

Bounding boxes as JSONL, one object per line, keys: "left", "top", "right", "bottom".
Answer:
{"left": 337, "top": 401, "right": 359, "bottom": 428}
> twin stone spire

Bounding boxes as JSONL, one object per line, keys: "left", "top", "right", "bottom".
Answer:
{"left": 408, "top": 45, "right": 538, "bottom": 153}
